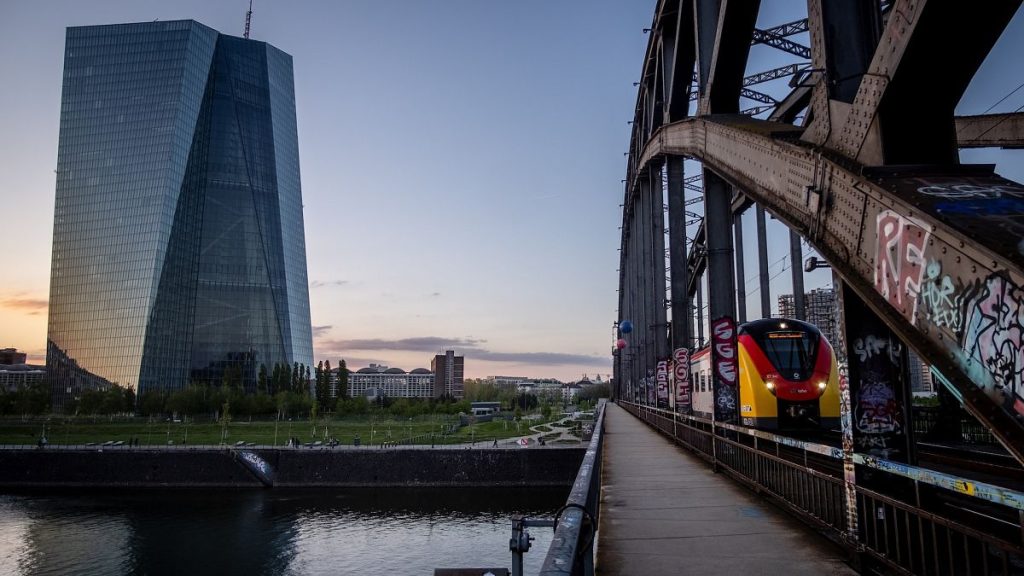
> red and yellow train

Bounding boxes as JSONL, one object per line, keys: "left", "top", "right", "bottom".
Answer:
{"left": 689, "top": 318, "right": 840, "bottom": 431}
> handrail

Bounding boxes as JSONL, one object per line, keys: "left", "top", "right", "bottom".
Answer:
{"left": 538, "top": 399, "right": 606, "bottom": 576}
{"left": 619, "top": 400, "right": 1024, "bottom": 513}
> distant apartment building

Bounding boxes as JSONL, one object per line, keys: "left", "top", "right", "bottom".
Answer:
{"left": 777, "top": 287, "right": 840, "bottom": 350}
{"left": 0, "top": 348, "right": 45, "bottom": 391}
{"left": 908, "top": 351, "right": 934, "bottom": 394}
{"left": 485, "top": 375, "right": 529, "bottom": 390}
{"left": 344, "top": 364, "right": 434, "bottom": 399}
{"left": 0, "top": 348, "right": 28, "bottom": 365}
{"left": 0, "top": 364, "right": 47, "bottom": 391}
{"left": 432, "top": 350, "right": 464, "bottom": 399}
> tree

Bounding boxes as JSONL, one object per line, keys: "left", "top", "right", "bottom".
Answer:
{"left": 338, "top": 359, "right": 349, "bottom": 400}
{"left": 324, "top": 360, "right": 333, "bottom": 408}
{"left": 292, "top": 362, "right": 300, "bottom": 394}
{"left": 315, "top": 360, "right": 330, "bottom": 408}
{"left": 258, "top": 364, "right": 268, "bottom": 396}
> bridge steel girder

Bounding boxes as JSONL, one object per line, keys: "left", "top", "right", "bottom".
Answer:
{"left": 632, "top": 114, "right": 1024, "bottom": 464}
{"left": 695, "top": 0, "right": 761, "bottom": 115}
{"left": 801, "top": 0, "right": 1021, "bottom": 166}
{"left": 956, "top": 112, "right": 1024, "bottom": 149}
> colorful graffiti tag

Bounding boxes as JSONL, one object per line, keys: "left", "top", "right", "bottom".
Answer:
{"left": 961, "top": 274, "right": 1024, "bottom": 416}
{"left": 874, "top": 210, "right": 931, "bottom": 318}
{"left": 656, "top": 360, "right": 669, "bottom": 407}
{"left": 711, "top": 316, "right": 738, "bottom": 422}
{"left": 673, "top": 347, "right": 691, "bottom": 410}
{"left": 871, "top": 204, "right": 1024, "bottom": 420}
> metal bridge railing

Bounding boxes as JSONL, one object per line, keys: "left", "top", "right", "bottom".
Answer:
{"left": 619, "top": 400, "right": 1024, "bottom": 576}
{"left": 538, "top": 399, "right": 605, "bottom": 576}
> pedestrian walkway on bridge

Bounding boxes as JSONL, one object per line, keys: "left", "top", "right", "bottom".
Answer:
{"left": 596, "top": 403, "right": 856, "bottom": 575}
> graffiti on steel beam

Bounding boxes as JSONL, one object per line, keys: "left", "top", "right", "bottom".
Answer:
{"left": 961, "top": 273, "right": 1024, "bottom": 417}
{"left": 656, "top": 360, "right": 669, "bottom": 408}
{"left": 919, "top": 259, "right": 964, "bottom": 332}
{"left": 838, "top": 365, "right": 858, "bottom": 537}
{"left": 851, "top": 333, "right": 904, "bottom": 449}
{"left": 871, "top": 202, "right": 1024, "bottom": 420}
{"left": 873, "top": 210, "right": 931, "bottom": 319}
{"left": 673, "top": 347, "right": 692, "bottom": 411}
{"left": 711, "top": 316, "right": 739, "bottom": 422}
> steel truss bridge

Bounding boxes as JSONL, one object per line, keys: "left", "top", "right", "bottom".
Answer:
{"left": 609, "top": 0, "right": 1024, "bottom": 574}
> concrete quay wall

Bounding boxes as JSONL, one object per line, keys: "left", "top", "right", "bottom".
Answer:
{"left": 0, "top": 447, "right": 584, "bottom": 489}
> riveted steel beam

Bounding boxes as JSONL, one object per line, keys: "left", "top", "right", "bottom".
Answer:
{"left": 956, "top": 112, "right": 1024, "bottom": 149}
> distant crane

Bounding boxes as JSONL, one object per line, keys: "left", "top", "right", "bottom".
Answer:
{"left": 243, "top": 0, "right": 253, "bottom": 39}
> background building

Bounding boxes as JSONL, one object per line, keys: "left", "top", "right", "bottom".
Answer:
{"left": 47, "top": 20, "right": 312, "bottom": 408}
{"left": 0, "top": 348, "right": 28, "bottom": 365}
{"left": 345, "top": 365, "right": 434, "bottom": 399}
{"left": 777, "top": 287, "right": 840, "bottom": 350}
{"left": 431, "top": 350, "right": 464, "bottom": 399}
{"left": 0, "top": 352, "right": 47, "bottom": 392}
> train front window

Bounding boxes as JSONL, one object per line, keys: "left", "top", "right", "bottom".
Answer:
{"left": 756, "top": 331, "right": 818, "bottom": 378}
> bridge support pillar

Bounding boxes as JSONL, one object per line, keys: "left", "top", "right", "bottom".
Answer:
{"left": 704, "top": 169, "right": 738, "bottom": 425}
{"left": 837, "top": 282, "right": 917, "bottom": 548}
{"left": 666, "top": 156, "right": 693, "bottom": 413}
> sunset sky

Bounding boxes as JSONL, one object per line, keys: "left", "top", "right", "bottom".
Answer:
{"left": 2, "top": 1, "right": 1022, "bottom": 381}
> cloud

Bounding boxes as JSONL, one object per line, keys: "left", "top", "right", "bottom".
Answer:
{"left": 319, "top": 336, "right": 608, "bottom": 368}
{"left": 311, "top": 325, "right": 333, "bottom": 338}
{"left": 470, "top": 351, "right": 609, "bottom": 367}
{"left": 0, "top": 296, "right": 48, "bottom": 315}
{"left": 310, "top": 280, "right": 349, "bottom": 289}
{"left": 326, "top": 336, "right": 487, "bottom": 352}
{"left": 430, "top": 292, "right": 441, "bottom": 297}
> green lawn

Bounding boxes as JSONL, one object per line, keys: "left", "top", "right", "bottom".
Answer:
{"left": 0, "top": 413, "right": 567, "bottom": 447}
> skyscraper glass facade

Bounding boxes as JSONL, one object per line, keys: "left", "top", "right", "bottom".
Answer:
{"left": 47, "top": 20, "right": 313, "bottom": 407}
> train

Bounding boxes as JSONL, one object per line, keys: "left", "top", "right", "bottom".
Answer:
{"left": 690, "top": 317, "right": 841, "bottom": 431}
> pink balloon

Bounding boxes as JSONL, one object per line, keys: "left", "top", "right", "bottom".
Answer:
{"left": 616, "top": 338, "right": 627, "bottom": 349}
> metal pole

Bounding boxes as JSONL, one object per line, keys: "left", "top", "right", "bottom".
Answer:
{"left": 696, "top": 278, "right": 704, "bottom": 347}
{"left": 756, "top": 204, "right": 771, "bottom": 318}
{"left": 734, "top": 211, "right": 747, "bottom": 323}
{"left": 789, "top": 229, "right": 806, "bottom": 320}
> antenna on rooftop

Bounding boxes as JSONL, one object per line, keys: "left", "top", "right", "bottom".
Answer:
{"left": 243, "top": 0, "right": 253, "bottom": 39}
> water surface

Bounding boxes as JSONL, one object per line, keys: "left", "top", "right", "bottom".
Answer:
{"left": 0, "top": 487, "right": 567, "bottom": 575}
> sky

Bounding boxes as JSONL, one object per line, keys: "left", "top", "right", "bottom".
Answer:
{"left": 1, "top": 2, "right": 1022, "bottom": 382}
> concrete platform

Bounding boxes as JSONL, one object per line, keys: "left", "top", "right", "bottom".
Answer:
{"left": 596, "top": 403, "right": 857, "bottom": 575}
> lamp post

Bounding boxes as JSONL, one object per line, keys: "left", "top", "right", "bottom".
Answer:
{"left": 804, "top": 256, "right": 831, "bottom": 272}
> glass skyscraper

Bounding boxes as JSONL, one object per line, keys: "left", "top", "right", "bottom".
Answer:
{"left": 47, "top": 20, "right": 313, "bottom": 407}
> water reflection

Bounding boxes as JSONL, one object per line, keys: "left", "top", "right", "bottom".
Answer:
{"left": 0, "top": 487, "right": 567, "bottom": 575}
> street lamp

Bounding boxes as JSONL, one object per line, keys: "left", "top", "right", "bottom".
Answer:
{"left": 804, "top": 256, "right": 831, "bottom": 272}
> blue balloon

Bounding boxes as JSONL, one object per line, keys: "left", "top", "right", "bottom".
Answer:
{"left": 620, "top": 320, "right": 633, "bottom": 334}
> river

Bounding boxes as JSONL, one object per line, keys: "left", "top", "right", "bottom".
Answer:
{"left": 0, "top": 487, "right": 567, "bottom": 575}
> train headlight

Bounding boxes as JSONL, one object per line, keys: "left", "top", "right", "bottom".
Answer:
{"left": 766, "top": 381, "right": 775, "bottom": 390}
{"left": 817, "top": 381, "right": 827, "bottom": 390}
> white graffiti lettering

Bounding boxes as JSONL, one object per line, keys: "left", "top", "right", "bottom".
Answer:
{"left": 919, "top": 259, "right": 964, "bottom": 332}
{"left": 874, "top": 210, "right": 931, "bottom": 320}
{"left": 853, "top": 335, "right": 901, "bottom": 365}
{"left": 916, "top": 183, "right": 1024, "bottom": 200}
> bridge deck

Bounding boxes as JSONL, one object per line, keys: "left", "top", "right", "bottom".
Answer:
{"left": 596, "top": 403, "right": 856, "bottom": 575}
